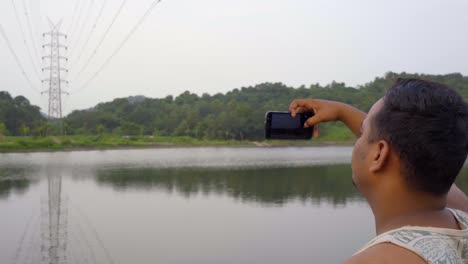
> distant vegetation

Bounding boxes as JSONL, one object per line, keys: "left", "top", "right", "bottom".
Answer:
{"left": 0, "top": 92, "right": 46, "bottom": 137}
{"left": 1, "top": 72, "right": 467, "bottom": 143}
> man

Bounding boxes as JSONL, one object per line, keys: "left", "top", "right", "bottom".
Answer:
{"left": 289, "top": 78, "right": 468, "bottom": 263}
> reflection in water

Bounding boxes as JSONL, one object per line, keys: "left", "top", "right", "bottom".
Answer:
{"left": 2, "top": 163, "right": 468, "bottom": 206}
{"left": 96, "top": 165, "right": 362, "bottom": 205}
{"left": 5, "top": 170, "right": 115, "bottom": 264}
{"left": 0, "top": 167, "right": 36, "bottom": 199}
{"left": 42, "top": 174, "right": 68, "bottom": 264}
{"left": 96, "top": 165, "right": 468, "bottom": 206}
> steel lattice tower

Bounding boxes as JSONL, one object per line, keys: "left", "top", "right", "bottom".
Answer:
{"left": 41, "top": 175, "right": 68, "bottom": 264}
{"left": 40, "top": 20, "right": 69, "bottom": 264}
{"left": 42, "top": 20, "right": 68, "bottom": 130}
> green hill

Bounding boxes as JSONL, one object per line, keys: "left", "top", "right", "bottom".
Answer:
{"left": 63, "top": 72, "right": 468, "bottom": 140}
{"left": 2, "top": 72, "right": 467, "bottom": 140}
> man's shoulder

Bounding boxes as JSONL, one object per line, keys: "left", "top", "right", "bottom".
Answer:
{"left": 343, "top": 243, "right": 427, "bottom": 264}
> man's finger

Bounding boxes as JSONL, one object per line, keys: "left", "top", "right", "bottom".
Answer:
{"left": 295, "top": 107, "right": 305, "bottom": 114}
{"left": 304, "top": 115, "right": 322, "bottom": 128}
{"left": 289, "top": 100, "right": 303, "bottom": 117}
{"left": 289, "top": 99, "right": 310, "bottom": 117}
{"left": 313, "top": 124, "right": 320, "bottom": 138}
{"left": 289, "top": 99, "right": 318, "bottom": 117}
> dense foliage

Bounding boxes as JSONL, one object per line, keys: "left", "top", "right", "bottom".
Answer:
{"left": 63, "top": 72, "right": 468, "bottom": 140}
{"left": 2, "top": 72, "right": 467, "bottom": 139}
{"left": 0, "top": 91, "right": 46, "bottom": 136}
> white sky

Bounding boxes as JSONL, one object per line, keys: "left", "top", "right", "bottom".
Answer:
{"left": 0, "top": 0, "right": 467, "bottom": 115}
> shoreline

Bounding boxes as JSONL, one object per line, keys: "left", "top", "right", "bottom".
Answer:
{"left": 0, "top": 139, "right": 355, "bottom": 154}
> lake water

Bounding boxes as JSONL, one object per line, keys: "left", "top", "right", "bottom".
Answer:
{"left": 1, "top": 147, "right": 467, "bottom": 264}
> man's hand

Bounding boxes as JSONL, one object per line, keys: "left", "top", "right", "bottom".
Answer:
{"left": 288, "top": 99, "right": 366, "bottom": 137}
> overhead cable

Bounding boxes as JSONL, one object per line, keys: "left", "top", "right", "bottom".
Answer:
{"left": 69, "top": 0, "right": 108, "bottom": 70}
{"left": 71, "top": 0, "right": 163, "bottom": 95}
{"left": 69, "top": 0, "right": 96, "bottom": 56}
{"left": 0, "top": 24, "right": 40, "bottom": 93}
{"left": 10, "top": 0, "right": 41, "bottom": 82}
{"left": 67, "top": 0, "right": 82, "bottom": 34}
{"left": 69, "top": 0, "right": 88, "bottom": 41}
{"left": 21, "top": 0, "right": 42, "bottom": 72}
{"left": 70, "top": 0, "right": 128, "bottom": 81}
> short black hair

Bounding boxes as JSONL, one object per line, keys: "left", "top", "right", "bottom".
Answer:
{"left": 370, "top": 78, "right": 468, "bottom": 196}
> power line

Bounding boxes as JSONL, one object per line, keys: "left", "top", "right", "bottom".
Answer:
{"left": 37, "top": 0, "right": 44, "bottom": 50}
{"left": 69, "top": 0, "right": 88, "bottom": 41}
{"left": 70, "top": 0, "right": 128, "bottom": 81}
{"left": 69, "top": 0, "right": 97, "bottom": 56}
{"left": 10, "top": 0, "right": 41, "bottom": 82}
{"left": 21, "top": 0, "right": 43, "bottom": 72}
{"left": 36, "top": 0, "right": 46, "bottom": 64}
{"left": 69, "top": 0, "right": 108, "bottom": 70}
{"left": 67, "top": 0, "right": 82, "bottom": 34}
{"left": 71, "top": 0, "right": 163, "bottom": 95}
{"left": 0, "top": 24, "right": 40, "bottom": 93}
{"left": 68, "top": 0, "right": 96, "bottom": 56}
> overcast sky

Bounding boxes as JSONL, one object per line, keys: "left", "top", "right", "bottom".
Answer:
{"left": 0, "top": 0, "right": 467, "bottom": 114}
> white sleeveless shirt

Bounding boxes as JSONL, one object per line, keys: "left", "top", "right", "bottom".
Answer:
{"left": 355, "top": 209, "right": 468, "bottom": 264}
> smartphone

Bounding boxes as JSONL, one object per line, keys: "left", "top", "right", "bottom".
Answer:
{"left": 265, "top": 111, "right": 314, "bottom": 140}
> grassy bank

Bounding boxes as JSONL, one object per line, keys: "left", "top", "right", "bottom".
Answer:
{"left": 0, "top": 135, "right": 355, "bottom": 152}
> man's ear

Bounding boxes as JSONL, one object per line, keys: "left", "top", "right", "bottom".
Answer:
{"left": 369, "top": 140, "right": 390, "bottom": 173}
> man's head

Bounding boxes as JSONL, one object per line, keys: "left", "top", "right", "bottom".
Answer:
{"left": 352, "top": 78, "right": 468, "bottom": 199}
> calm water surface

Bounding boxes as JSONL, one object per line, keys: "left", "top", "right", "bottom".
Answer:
{"left": 1, "top": 147, "right": 467, "bottom": 264}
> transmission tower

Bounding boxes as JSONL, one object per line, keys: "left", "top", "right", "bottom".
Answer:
{"left": 40, "top": 175, "right": 68, "bottom": 264}
{"left": 42, "top": 20, "right": 69, "bottom": 133}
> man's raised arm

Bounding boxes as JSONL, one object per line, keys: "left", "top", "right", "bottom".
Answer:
{"left": 288, "top": 99, "right": 366, "bottom": 137}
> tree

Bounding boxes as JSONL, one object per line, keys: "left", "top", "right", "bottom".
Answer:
{"left": 121, "top": 122, "right": 143, "bottom": 136}
{"left": 96, "top": 124, "right": 105, "bottom": 136}
{"left": 0, "top": 122, "right": 8, "bottom": 136}
{"left": 63, "top": 123, "right": 72, "bottom": 135}
{"left": 0, "top": 92, "right": 45, "bottom": 136}
{"left": 20, "top": 124, "right": 30, "bottom": 136}
{"left": 32, "top": 122, "right": 51, "bottom": 137}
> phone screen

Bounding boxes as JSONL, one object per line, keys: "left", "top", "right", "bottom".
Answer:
{"left": 265, "top": 111, "right": 314, "bottom": 140}
{"left": 271, "top": 113, "right": 301, "bottom": 129}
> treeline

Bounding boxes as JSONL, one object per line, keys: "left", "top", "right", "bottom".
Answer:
{"left": 64, "top": 72, "right": 468, "bottom": 140}
{"left": 2, "top": 72, "right": 468, "bottom": 139}
{"left": 0, "top": 92, "right": 46, "bottom": 136}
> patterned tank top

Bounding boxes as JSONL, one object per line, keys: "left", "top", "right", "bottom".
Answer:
{"left": 354, "top": 208, "right": 468, "bottom": 264}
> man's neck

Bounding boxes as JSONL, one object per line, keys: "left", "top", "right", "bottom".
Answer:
{"left": 370, "top": 190, "right": 448, "bottom": 235}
